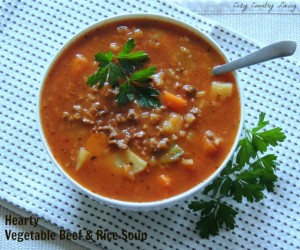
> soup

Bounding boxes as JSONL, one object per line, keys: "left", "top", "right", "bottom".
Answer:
{"left": 40, "top": 18, "right": 241, "bottom": 202}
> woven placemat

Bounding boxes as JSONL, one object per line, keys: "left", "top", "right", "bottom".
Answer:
{"left": 1, "top": 0, "right": 299, "bottom": 249}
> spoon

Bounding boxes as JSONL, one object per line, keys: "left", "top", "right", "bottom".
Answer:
{"left": 212, "top": 41, "right": 297, "bottom": 75}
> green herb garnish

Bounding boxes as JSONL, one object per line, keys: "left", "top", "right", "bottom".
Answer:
{"left": 189, "top": 112, "right": 286, "bottom": 239}
{"left": 87, "top": 38, "right": 160, "bottom": 108}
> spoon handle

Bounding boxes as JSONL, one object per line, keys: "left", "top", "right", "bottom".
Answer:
{"left": 212, "top": 41, "right": 297, "bottom": 75}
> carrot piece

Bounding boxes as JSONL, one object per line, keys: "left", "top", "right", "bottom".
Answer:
{"left": 202, "top": 130, "right": 222, "bottom": 155}
{"left": 162, "top": 91, "right": 187, "bottom": 113}
{"left": 85, "top": 133, "right": 108, "bottom": 156}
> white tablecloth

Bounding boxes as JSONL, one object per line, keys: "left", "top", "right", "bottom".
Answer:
{"left": 1, "top": 1, "right": 299, "bottom": 249}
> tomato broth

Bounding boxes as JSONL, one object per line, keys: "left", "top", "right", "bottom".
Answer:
{"left": 40, "top": 18, "right": 241, "bottom": 202}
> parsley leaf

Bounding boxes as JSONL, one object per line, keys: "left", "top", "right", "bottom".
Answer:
{"left": 108, "top": 63, "right": 124, "bottom": 88}
{"left": 129, "top": 66, "right": 157, "bottom": 83}
{"left": 87, "top": 51, "right": 123, "bottom": 88}
{"left": 235, "top": 113, "right": 285, "bottom": 168}
{"left": 236, "top": 136, "right": 256, "bottom": 168}
{"left": 86, "top": 66, "right": 109, "bottom": 88}
{"left": 115, "top": 66, "right": 160, "bottom": 108}
{"left": 252, "top": 112, "right": 269, "bottom": 133}
{"left": 253, "top": 128, "right": 286, "bottom": 152}
{"left": 189, "top": 112, "right": 286, "bottom": 238}
{"left": 116, "top": 38, "right": 149, "bottom": 74}
{"left": 231, "top": 170, "right": 265, "bottom": 203}
{"left": 251, "top": 113, "right": 285, "bottom": 153}
{"left": 250, "top": 154, "right": 278, "bottom": 192}
{"left": 87, "top": 39, "right": 160, "bottom": 108}
{"left": 134, "top": 85, "right": 160, "bottom": 108}
{"left": 95, "top": 51, "right": 113, "bottom": 65}
{"left": 189, "top": 200, "right": 238, "bottom": 239}
{"left": 116, "top": 81, "right": 134, "bottom": 107}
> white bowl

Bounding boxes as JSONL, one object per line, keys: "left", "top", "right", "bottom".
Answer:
{"left": 38, "top": 13, "right": 244, "bottom": 211}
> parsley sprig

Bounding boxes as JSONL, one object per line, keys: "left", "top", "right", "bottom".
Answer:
{"left": 189, "top": 113, "right": 286, "bottom": 239}
{"left": 87, "top": 38, "right": 160, "bottom": 108}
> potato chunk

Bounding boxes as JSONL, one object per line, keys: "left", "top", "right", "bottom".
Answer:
{"left": 75, "top": 147, "right": 91, "bottom": 170}
{"left": 162, "top": 113, "right": 183, "bottom": 133}
{"left": 114, "top": 149, "right": 147, "bottom": 174}
{"left": 211, "top": 82, "right": 233, "bottom": 100}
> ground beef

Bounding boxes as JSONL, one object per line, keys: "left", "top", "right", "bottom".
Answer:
{"left": 95, "top": 124, "right": 130, "bottom": 149}
{"left": 108, "top": 139, "right": 129, "bottom": 150}
{"left": 133, "top": 131, "right": 145, "bottom": 138}
{"left": 95, "top": 109, "right": 108, "bottom": 118}
{"left": 190, "top": 107, "right": 201, "bottom": 116}
{"left": 115, "top": 113, "right": 126, "bottom": 123}
{"left": 148, "top": 137, "right": 169, "bottom": 151}
{"left": 82, "top": 118, "right": 94, "bottom": 124}
{"left": 183, "top": 84, "right": 197, "bottom": 97}
{"left": 127, "top": 109, "right": 138, "bottom": 120}
{"left": 62, "top": 84, "right": 202, "bottom": 152}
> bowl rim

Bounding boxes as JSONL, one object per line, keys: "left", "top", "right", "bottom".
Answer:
{"left": 37, "top": 13, "right": 244, "bottom": 211}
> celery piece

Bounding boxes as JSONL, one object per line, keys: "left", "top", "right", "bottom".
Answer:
{"left": 158, "top": 144, "right": 184, "bottom": 164}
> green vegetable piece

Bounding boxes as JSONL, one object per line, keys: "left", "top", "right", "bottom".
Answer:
{"left": 158, "top": 144, "right": 184, "bottom": 164}
{"left": 114, "top": 149, "right": 147, "bottom": 174}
